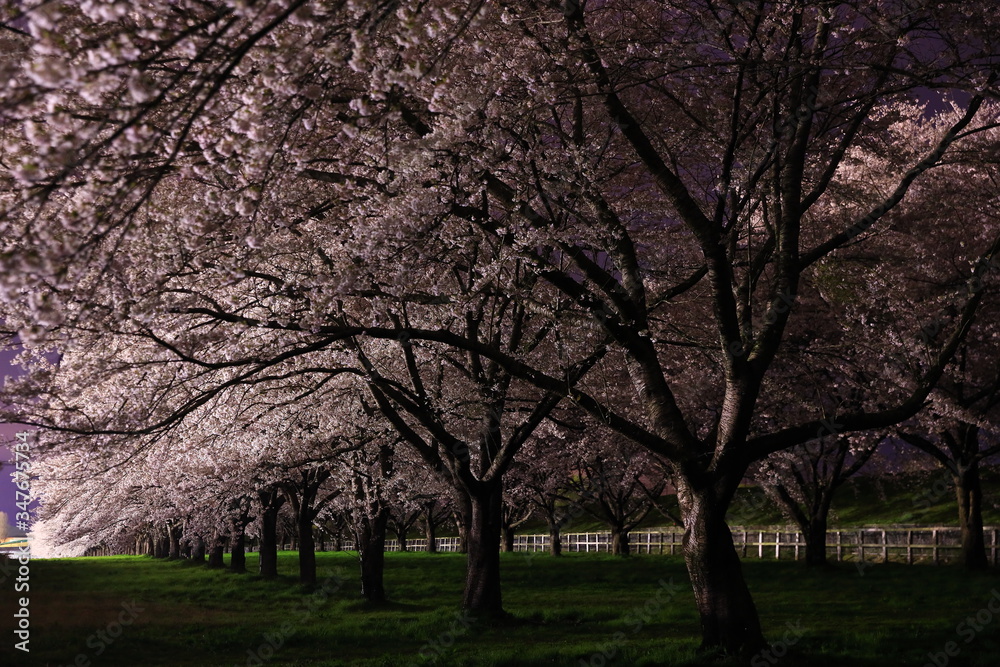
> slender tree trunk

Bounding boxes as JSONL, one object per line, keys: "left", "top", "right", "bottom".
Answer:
{"left": 461, "top": 484, "right": 504, "bottom": 615}
{"left": 298, "top": 514, "right": 317, "bottom": 586}
{"left": 677, "top": 477, "right": 766, "bottom": 657}
{"left": 230, "top": 527, "right": 247, "bottom": 573}
{"left": 356, "top": 508, "right": 389, "bottom": 603}
{"left": 611, "top": 526, "right": 630, "bottom": 556}
{"left": 424, "top": 512, "right": 438, "bottom": 553}
{"left": 955, "top": 465, "right": 989, "bottom": 570}
{"left": 395, "top": 526, "right": 409, "bottom": 553}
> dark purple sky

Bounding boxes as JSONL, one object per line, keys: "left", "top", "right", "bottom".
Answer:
{"left": 1, "top": 346, "right": 31, "bottom": 536}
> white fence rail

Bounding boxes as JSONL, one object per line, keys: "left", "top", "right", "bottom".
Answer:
{"left": 330, "top": 526, "right": 1000, "bottom": 565}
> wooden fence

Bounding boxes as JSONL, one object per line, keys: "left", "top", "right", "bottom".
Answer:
{"left": 335, "top": 526, "right": 1000, "bottom": 565}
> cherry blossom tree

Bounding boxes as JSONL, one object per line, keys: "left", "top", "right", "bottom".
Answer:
{"left": 3, "top": 0, "right": 1000, "bottom": 657}
{"left": 505, "top": 437, "right": 577, "bottom": 557}
{"left": 564, "top": 437, "right": 667, "bottom": 557}
{"left": 754, "top": 436, "right": 880, "bottom": 566}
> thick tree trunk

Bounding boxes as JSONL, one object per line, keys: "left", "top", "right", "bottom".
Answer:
{"left": 152, "top": 536, "right": 163, "bottom": 559}
{"left": 548, "top": 524, "right": 562, "bottom": 556}
{"left": 190, "top": 535, "right": 206, "bottom": 562}
{"left": 461, "top": 485, "right": 504, "bottom": 615}
{"left": 804, "top": 514, "right": 829, "bottom": 567}
{"left": 678, "top": 478, "right": 766, "bottom": 657}
{"left": 298, "top": 514, "right": 317, "bottom": 586}
{"left": 259, "top": 500, "right": 282, "bottom": 579}
{"left": 456, "top": 512, "right": 470, "bottom": 554}
{"left": 207, "top": 543, "right": 225, "bottom": 569}
{"left": 230, "top": 528, "right": 247, "bottom": 573}
{"left": 501, "top": 524, "right": 515, "bottom": 552}
{"left": 955, "top": 466, "right": 989, "bottom": 570}
{"left": 424, "top": 513, "right": 438, "bottom": 553}
{"left": 167, "top": 524, "right": 181, "bottom": 559}
{"left": 356, "top": 509, "right": 389, "bottom": 603}
{"left": 611, "top": 527, "right": 630, "bottom": 556}
{"left": 455, "top": 493, "right": 472, "bottom": 554}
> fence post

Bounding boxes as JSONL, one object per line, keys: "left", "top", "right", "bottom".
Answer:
{"left": 758, "top": 531, "right": 764, "bottom": 559}
{"left": 881, "top": 530, "right": 888, "bottom": 563}
{"left": 857, "top": 530, "right": 863, "bottom": 564}
{"left": 907, "top": 530, "right": 913, "bottom": 565}
{"left": 775, "top": 531, "right": 780, "bottom": 560}
{"left": 933, "top": 528, "right": 939, "bottom": 565}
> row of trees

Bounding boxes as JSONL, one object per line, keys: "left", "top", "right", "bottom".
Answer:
{"left": 2, "top": 0, "right": 1000, "bottom": 658}
{"left": 35, "top": 397, "right": 676, "bottom": 576}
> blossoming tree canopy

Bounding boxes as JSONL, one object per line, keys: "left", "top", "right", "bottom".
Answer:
{"left": 3, "top": 0, "right": 1000, "bottom": 657}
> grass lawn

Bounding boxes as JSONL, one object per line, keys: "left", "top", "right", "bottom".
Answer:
{"left": 2, "top": 551, "right": 1000, "bottom": 666}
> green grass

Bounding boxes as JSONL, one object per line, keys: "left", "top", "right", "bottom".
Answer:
{"left": 3, "top": 551, "right": 1000, "bottom": 666}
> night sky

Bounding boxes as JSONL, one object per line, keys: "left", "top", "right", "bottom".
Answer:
{"left": 1, "top": 346, "right": 30, "bottom": 537}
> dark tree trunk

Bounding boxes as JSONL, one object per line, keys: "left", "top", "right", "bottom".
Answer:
{"left": 804, "top": 513, "right": 829, "bottom": 567}
{"left": 167, "top": 524, "right": 181, "bottom": 559}
{"left": 260, "top": 515, "right": 279, "bottom": 578}
{"left": 154, "top": 529, "right": 169, "bottom": 559}
{"left": 230, "top": 529, "right": 247, "bottom": 573}
{"left": 298, "top": 514, "right": 317, "bottom": 586}
{"left": 548, "top": 524, "right": 562, "bottom": 556}
{"left": 356, "top": 508, "right": 389, "bottom": 603}
{"left": 456, "top": 513, "right": 470, "bottom": 554}
{"left": 955, "top": 465, "right": 989, "bottom": 570}
{"left": 395, "top": 526, "right": 409, "bottom": 553}
{"left": 424, "top": 512, "right": 438, "bottom": 553}
{"left": 461, "top": 484, "right": 504, "bottom": 615}
{"left": 611, "top": 527, "right": 630, "bottom": 556}
{"left": 501, "top": 524, "right": 515, "bottom": 552}
{"left": 455, "top": 494, "right": 472, "bottom": 554}
{"left": 152, "top": 536, "right": 163, "bottom": 559}
{"left": 258, "top": 491, "right": 285, "bottom": 579}
{"left": 207, "top": 544, "right": 225, "bottom": 569}
{"left": 190, "top": 535, "right": 206, "bottom": 563}
{"left": 678, "top": 478, "right": 766, "bottom": 657}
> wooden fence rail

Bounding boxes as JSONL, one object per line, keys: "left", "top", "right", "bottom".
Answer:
{"left": 333, "top": 526, "right": 1000, "bottom": 565}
